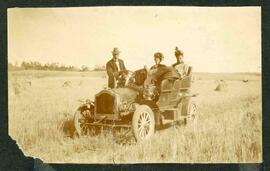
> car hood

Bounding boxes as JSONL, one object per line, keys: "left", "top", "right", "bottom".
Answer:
{"left": 111, "top": 87, "right": 138, "bottom": 103}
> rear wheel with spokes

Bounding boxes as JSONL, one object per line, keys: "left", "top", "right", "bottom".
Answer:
{"left": 182, "top": 100, "right": 197, "bottom": 126}
{"left": 186, "top": 102, "right": 197, "bottom": 126}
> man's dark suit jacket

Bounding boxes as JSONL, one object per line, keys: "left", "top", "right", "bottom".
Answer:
{"left": 106, "top": 58, "right": 126, "bottom": 88}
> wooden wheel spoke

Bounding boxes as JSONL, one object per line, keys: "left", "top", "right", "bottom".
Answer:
{"left": 138, "top": 125, "right": 144, "bottom": 131}
{"left": 145, "top": 113, "right": 149, "bottom": 120}
{"left": 139, "top": 114, "right": 143, "bottom": 121}
{"left": 142, "top": 112, "right": 146, "bottom": 121}
{"left": 145, "top": 116, "right": 150, "bottom": 122}
{"left": 140, "top": 128, "right": 144, "bottom": 137}
{"left": 140, "top": 113, "right": 144, "bottom": 121}
{"left": 78, "top": 118, "right": 86, "bottom": 123}
{"left": 139, "top": 128, "right": 144, "bottom": 136}
{"left": 81, "top": 125, "right": 88, "bottom": 134}
{"left": 81, "top": 111, "right": 87, "bottom": 118}
{"left": 146, "top": 127, "right": 150, "bottom": 134}
{"left": 145, "top": 124, "right": 150, "bottom": 130}
{"left": 80, "top": 122, "right": 87, "bottom": 128}
{"left": 143, "top": 129, "right": 147, "bottom": 137}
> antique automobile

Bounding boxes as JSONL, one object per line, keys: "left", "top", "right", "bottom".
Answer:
{"left": 74, "top": 66, "right": 197, "bottom": 142}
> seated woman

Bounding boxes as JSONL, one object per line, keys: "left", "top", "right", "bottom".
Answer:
{"left": 145, "top": 52, "right": 180, "bottom": 85}
{"left": 144, "top": 52, "right": 167, "bottom": 86}
{"left": 172, "top": 47, "right": 189, "bottom": 79}
{"left": 150, "top": 52, "right": 166, "bottom": 70}
{"left": 143, "top": 52, "right": 176, "bottom": 100}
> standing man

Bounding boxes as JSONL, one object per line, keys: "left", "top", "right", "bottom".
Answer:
{"left": 106, "top": 47, "right": 126, "bottom": 88}
{"left": 172, "top": 47, "right": 189, "bottom": 78}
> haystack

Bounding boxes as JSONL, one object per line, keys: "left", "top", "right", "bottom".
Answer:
{"left": 62, "top": 81, "right": 71, "bottom": 87}
{"left": 214, "top": 80, "right": 227, "bottom": 91}
{"left": 215, "top": 84, "right": 223, "bottom": 91}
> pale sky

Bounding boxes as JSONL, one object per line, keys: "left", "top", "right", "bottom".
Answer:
{"left": 8, "top": 7, "right": 261, "bottom": 73}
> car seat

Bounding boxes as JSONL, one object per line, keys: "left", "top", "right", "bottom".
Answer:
{"left": 160, "top": 66, "right": 192, "bottom": 93}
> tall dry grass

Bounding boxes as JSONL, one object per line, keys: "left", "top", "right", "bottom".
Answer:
{"left": 8, "top": 71, "right": 262, "bottom": 163}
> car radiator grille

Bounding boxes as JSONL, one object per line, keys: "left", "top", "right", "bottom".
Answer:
{"left": 95, "top": 93, "right": 115, "bottom": 114}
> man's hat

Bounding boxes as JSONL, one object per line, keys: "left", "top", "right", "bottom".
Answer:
{"left": 175, "top": 46, "right": 183, "bottom": 56}
{"left": 112, "top": 48, "right": 121, "bottom": 54}
{"left": 154, "top": 52, "right": 164, "bottom": 60}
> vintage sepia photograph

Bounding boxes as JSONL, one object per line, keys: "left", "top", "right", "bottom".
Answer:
{"left": 8, "top": 6, "right": 261, "bottom": 163}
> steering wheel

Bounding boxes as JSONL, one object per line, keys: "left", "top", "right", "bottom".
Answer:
{"left": 117, "top": 70, "right": 134, "bottom": 87}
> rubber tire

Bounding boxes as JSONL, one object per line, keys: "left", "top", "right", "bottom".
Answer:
{"left": 132, "top": 105, "right": 155, "bottom": 142}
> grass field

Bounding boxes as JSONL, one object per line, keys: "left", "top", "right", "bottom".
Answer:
{"left": 8, "top": 70, "right": 262, "bottom": 163}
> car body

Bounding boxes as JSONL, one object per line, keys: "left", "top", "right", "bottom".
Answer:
{"left": 74, "top": 66, "right": 197, "bottom": 141}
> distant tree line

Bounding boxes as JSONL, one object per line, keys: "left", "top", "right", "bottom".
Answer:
{"left": 93, "top": 64, "right": 106, "bottom": 71}
{"left": 8, "top": 61, "right": 106, "bottom": 72}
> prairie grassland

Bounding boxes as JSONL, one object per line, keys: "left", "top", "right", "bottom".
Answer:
{"left": 8, "top": 70, "right": 262, "bottom": 163}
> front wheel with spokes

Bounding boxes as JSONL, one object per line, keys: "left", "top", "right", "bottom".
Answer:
{"left": 132, "top": 105, "right": 155, "bottom": 142}
{"left": 74, "top": 109, "right": 95, "bottom": 137}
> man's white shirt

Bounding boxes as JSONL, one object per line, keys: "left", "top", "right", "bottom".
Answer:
{"left": 115, "top": 60, "right": 120, "bottom": 71}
